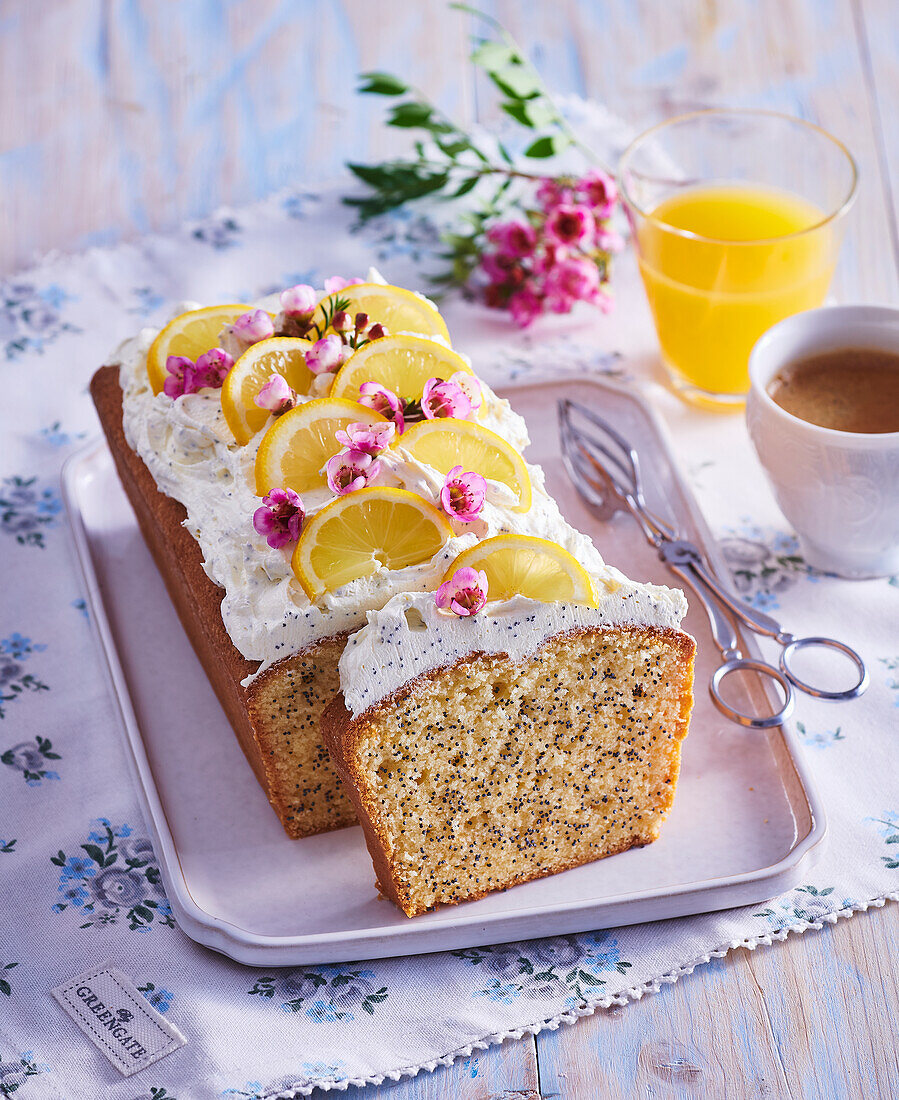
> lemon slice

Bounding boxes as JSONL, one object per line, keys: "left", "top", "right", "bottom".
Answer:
{"left": 147, "top": 304, "right": 256, "bottom": 395}
{"left": 221, "top": 337, "right": 315, "bottom": 445}
{"left": 255, "top": 397, "right": 387, "bottom": 497}
{"left": 311, "top": 284, "right": 450, "bottom": 344}
{"left": 399, "top": 418, "right": 532, "bottom": 513}
{"left": 292, "top": 487, "right": 453, "bottom": 599}
{"left": 328, "top": 335, "right": 473, "bottom": 406}
{"left": 444, "top": 534, "right": 596, "bottom": 606}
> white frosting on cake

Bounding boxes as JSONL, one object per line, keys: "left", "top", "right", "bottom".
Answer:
{"left": 339, "top": 588, "right": 688, "bottom": 718}
{"left": 112, "top": 294, "right": 683, "bottom": 682}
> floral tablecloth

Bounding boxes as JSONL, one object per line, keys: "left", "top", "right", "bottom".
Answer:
{"left": 2, "top": 179, "right": 898, "bottom": 1100}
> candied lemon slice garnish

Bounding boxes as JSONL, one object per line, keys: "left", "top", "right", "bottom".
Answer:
{"left": 329, "top": 334, "right": 472, "bottom": 405}
{"left": 444, "top": 534, "right": 596, "bottom": 606}
{"left": 292, "top": 487, "right": 453, "bottom": 600}
{"left": 399, "top": 418, "right": 532, "bottom": 512}
{"left": 147, "top": 304, "right": 257, "bottom": 395}
{"left": 311, "top": 284, "right": 450, "bottom": 344}
{"left": 222, "top": 337, "right": 315, "bottom": 445}
{"left": 254, "top": 397, "right": 386, "bottom": 497}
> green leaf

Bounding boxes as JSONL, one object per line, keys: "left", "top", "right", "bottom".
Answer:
{"left": 388, "top": 102, "right": 435, "bottom": 128}
{"left": 470, "top": 41, "right": 516, "bottom": 70}
{"left": 4, "top": 963, "right": 17, "bottom": 969}
{"left": 0, "top": 979, "right": 10, "bottom": 996}
{"left": 524, "top": 134, "right": 570, "bottom": 158}
{"left": 51, "top": 851, "right": 66, "bottom": 866}
{"left": 501, "top": 99, "right": 556, "bottom": 128}
{"left": 452, "top": 176, "right": 480, "bottom": 197}
{"left": 358, "top": 71, "right": 409, "bottom": 96}
{"left": 362, "top": 1001, "right": 375, "bottom": 1014}
{"left": 488, "top": 67, "right": 541, "bottom": 101}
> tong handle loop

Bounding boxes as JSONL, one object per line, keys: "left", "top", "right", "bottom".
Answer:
{"left": 710, "top": 658, "right": 795, "bottom": 729}
{"left": 779, "top": 636, "right": 869, "bottom": 701}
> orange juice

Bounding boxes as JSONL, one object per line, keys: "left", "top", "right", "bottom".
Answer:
{"left": 636, "top": 184, "right": 834, "bottom": 400}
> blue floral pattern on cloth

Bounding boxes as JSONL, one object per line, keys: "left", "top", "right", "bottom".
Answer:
{"left": 795, "top": 721, "right": 845, "bottom": 750}
{"left": 719, "top": 522, "right": 811, "bottom": 611}
{"left": 1, "top": 736, "right": 59, "bottom": 784}
{"left": 137, "top": 982, "right": 173, "bottom": 1014}
{"left": 753, "top": 885, "right": 857, "bottom": 929}
{"left": 0, "top": 634, "right": 49, "bottom": 719}
{"left": 0, "top": 477, "right": 62, "bottom": 548}
{"left": 0, "top": 279, "right": 78, "bottom": 359}
{"left": 191, "top": 213, "right": 242, "bottom": 250}
{"left": 451, "top": 933, "right": 632, "bottom": 1008}
{"left": 248, "top": 966, "right": 388, "bottom": 1021}
{"left": 0, "top": 963, "right": 18, "bottom": 998}
{"left": 0, "top": 1050, "right": 51, "bottom": 1098}
{"left": 880, "top": 657, "right": 899, "bottom": 707}
{"left": 50, "top": 820, "right": 174, "bottom": 932}
{"left": 866, "top": 812, "right": 899, "bottom": 869}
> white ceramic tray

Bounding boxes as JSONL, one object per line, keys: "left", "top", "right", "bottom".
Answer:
{"left": 63, "top": 377, "right": 825, "bottom": 966}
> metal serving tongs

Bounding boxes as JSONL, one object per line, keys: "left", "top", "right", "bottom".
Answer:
{"left": 558, "top": 399, "right": 869, "bottom": 729}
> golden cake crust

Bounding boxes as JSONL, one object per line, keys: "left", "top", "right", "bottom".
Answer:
{"left": 321, "top": 624, "right": 695, "bottom": 916}
{"left": 90, "top": 364, "right": 356, "bottom": 837}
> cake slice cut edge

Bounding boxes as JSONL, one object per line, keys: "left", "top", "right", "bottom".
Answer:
{"left": 321, "top": 621, "right": 695, "bottom": 918}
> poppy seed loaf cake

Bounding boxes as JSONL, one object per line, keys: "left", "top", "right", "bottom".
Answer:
{"left": 322, "top": 591, "right": 695, "bottom": 917}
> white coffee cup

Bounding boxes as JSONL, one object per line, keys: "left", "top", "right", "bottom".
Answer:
{"left": 746, "top": 305, "right": 899, "bottom": 578}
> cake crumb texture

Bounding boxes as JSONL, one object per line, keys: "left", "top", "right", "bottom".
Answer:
{"left": 324, "top": 625, "right": 694, "bottom": 917}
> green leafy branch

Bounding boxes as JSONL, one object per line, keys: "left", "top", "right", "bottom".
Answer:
{"left": 345, "top": 4, "right": 601, "bottom": 229}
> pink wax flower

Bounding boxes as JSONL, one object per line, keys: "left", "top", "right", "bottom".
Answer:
{"left": 576, "top": 169, "right": 618, "bottom": 218}
{"left": 253, "top": 487, "right": 305, "bottom": 549}
{"left": 334, "top": 420, "right": 396, "bottom": 455}
{"left": 421, "top": 377, "right": 472, "bottom": 420}
{"left": 440, "top": 466, "right": 487, "bottom": 522}
{"left": 536, "top": 178, "right": 572, "bottom": 211}
{"left": 305, "top": 334, "right": 351, "bottom": 375}
{"left": 435, "top": 566, "right": 489, "bottom": 617}
{"left": 544, "top": 203, "right": 596, "bottom": 249}
{"left": 233, "top": 309, "right": 275, "bottom": 346}
{"left": 486, "top": 219, "right": 537, "bottom": 259}
{"left": 326, "top": 448, "right": 382, "bottom": 495}
{"left": 163, "top": 355, "right": 196, "bottom": 398}
{"left": 596, "top": 227, "right": 625, "bottom": 254}
{"left": 324, "top": 275, "right": 365, "bottom": 295}
{"left": 508, "top": 286, "right": 543, "bottom": 328}
{"left": 481, "top": 252, "right": 525, "bottom": 288}
{"left": 331, "top": 310, "right": 353, "bottom": 333}
{"left": 367, "top": 322, "right": 388, "bottom": 341}
{"left": 448, "top": 371, "right": 482, "bottom": 412}
{"left": 254, "top": 373, "right": 297, "bottom": 416}
{"left": 193, "top": 347, "right": 234, "bottom": 388}
{"left": 280, "top": 284, "right": 318, "bottom": 317}
{"left": 543, "top": 256, "right": 602, "bottom": 313}
{"left": 358, "top": 382, "right": 405, "bottom": 433}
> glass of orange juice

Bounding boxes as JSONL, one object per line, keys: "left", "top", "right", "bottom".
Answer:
{"left": 619, "top": 110, "right": 857, "bottom": 408}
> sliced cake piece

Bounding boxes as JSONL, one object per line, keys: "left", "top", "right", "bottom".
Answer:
{"left": 321, "top": 588, "right": 695, "bottom": 917}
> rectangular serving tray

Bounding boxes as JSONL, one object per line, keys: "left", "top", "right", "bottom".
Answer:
{"left": 63, "top": 376, "right": 825, "bottom": 966}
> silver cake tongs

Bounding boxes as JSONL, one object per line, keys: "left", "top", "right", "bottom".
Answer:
{"left": 558, "top": 398, "right": 868, "bottom": 729}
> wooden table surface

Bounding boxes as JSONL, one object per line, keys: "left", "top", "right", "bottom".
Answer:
{"left": 4, "top": 2, "right": 898, "bottom": 1097}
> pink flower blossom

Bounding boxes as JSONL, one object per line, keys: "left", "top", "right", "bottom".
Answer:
{"left": 543, "top": 256, "right": 602, "bottom": 313}
{"left": 508, "top": 286, "right": 544, "bottom": 328}
{"left": 435, "top": 566, "right": 489, "bottom": 616}
{"left": 163, "top": 355, "right": 196, "bottom": 398}
{"left": 358, "top": 382, "right": 405, "bottom": 433}
{"left": 193, "top": 347, "right": 234, "bottom": 388}
{"left": 253, "top": 487, "right": 305, "bottom": 549}
{"left": 596, "top": 227, "right": 625, "bottom": 253}
{"left": 536, "top": 178, "right": 572, "bottom": 211}
{"left": 367, "top": 322, "right": 388, "bottom": 341}
{"left": 440, "top": 466, "right": 487, "bottom": 522}
{"left": 334, "top": 420, "right": 396, "bottom": 455}
{"left": 232, "top": 309, "right": 275, "bottom": 347}
{"left": 544, "top": 204, "right": 595, "bottom": 249}
{"left": 305, "top": 334, "right": 351, "bottom": 375}
{"left": 448, "top": 371, "right": 482, "bottom": 412}
{"left": 486, "top": 220, "right": 537, "bottom": 259}
{"left": 324, "top": 276, "right": 365, "bottom": 295}
{"left": 576, "top": 170, "right": 618, "bottom": 218}
{"left": 280, "top": 284, "right": 318, "bottom": 317}
{"left": 254, "top": 373, "right": 297, "bottom": 415}
{"left": 325, "top": 448, "right": 382, "bottom": 495}
{"left": 481, "top": 253, "right": 526, "bottom": 287}
{"left": 421, "top": 377, "right": 472, "bottom": 420}
{"left": 163, "top": 349, "right": 233, "bottom": 397}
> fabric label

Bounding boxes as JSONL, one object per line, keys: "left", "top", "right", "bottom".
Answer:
{"left": 52, "top": 962, "right": 186, "bottom": 1076}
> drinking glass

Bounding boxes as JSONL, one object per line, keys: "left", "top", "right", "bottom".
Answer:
{"left": 619, "top": 110, "right": 858, "bottom": 408}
